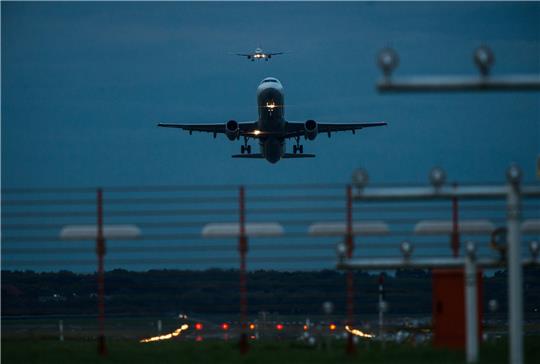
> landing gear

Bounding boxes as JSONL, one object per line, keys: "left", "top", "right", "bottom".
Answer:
{"left": 241, "top": 138, "right": 252, "bottom": 154}
{"left": 292, "top": 137, "right": 304, "bottom": 154}
{"left": 240, "top": 145, "right": 251, "bottom": 154}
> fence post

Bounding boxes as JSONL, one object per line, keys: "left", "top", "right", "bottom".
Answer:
{"left": 506, "top": 165, "right": 523, "bottom": 364}
{"left": 238, "top": 186, "right": 249, "bottom": 354}
{"left": 465, "top": 242, "right": 478, "bottom": 363}
{"left": 378, "top": 273, "right": 385, "bottom": 343}
{"left": 59, "top": 320, "right": 64, "bottom": 342}
{"left": 96, "top": 188, "right": 107, "bottom": 356}
{"left": 451, "top": 183, "right": 460, "bottom": 257}
{"left": 346, "top": 185, "right": 356, "bottom": 355}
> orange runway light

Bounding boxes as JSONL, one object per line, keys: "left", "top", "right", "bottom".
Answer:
{"left": 303, "top": 324, "right": 309, "bottom": 331}
{"left": 221, "top": 323, "right": 229, "bottom": 331}
{"left": 195, "top": 323, "right": 203, "bottom": 331}
{"left": 249, "top": 323, "right": 256, "bottom": 330}
{"left": 329, "top": 323, "right": 337, "bottom": 331}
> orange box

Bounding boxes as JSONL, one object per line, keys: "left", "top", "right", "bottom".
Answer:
{"left": 432, "top": 268, "right": 483, "bottom": 349}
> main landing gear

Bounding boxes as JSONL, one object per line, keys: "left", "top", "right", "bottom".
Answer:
{"left": 240, "top": 137, "right": 252, "bottom": 154}
{"left": 292, "top": 137, "right": 304, "bottom": 154}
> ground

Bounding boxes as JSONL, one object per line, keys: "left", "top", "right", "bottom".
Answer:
{"left": 2, "top": 338, "right": 540, "bottom": 364}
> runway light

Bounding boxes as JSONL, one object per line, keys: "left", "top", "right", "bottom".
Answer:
{"left": 253, "top": 130, "right": 261, "bottom": 135}
{"left": 303, "top": 324, "right": 308, "bottom": 331}
{"left": 140, "top": 324, "right": 189, "bottom": 343}
{"left": 329, "top": 323, "right": 337, "bottom": 331}
{"left": 249, "top": 323, "right": 256, "bottom": 330}
{"left": 195, "top": 322, "right": 203, "bottom": 331}
{"left": 276, "top": 323, "right": 284, "bottom": 331}
{"left": 221, "top": 323, "right": 229, "bottom": 331}
{"left": 345, "top": 325, "right": 375, "bottom": 338}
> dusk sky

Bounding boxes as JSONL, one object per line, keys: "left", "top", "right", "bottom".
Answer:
{"left": 2, "top": 1, "right": 539, "bottom": 189}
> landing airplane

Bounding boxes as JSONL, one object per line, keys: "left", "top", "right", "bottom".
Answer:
{"left": 235, "top": 47, "right": 283, "bottom": 61}
{"left": 158, "top": 77, "right": 387, "bottom": 164}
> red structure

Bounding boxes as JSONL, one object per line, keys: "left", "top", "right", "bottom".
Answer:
{"left": 451, "top": 184, "right": 460, "bottom": 257}
{"left": 96, "top": 188, "right": 107, "bottom": 356}
{"left": 345, "top": 185, "right": 356, "bottom": 355}
{"left": 238, "top": 186, "right": 249, "bottom": 354}
{"left": 432, "top": 269, "right": 483, "bottom": 349}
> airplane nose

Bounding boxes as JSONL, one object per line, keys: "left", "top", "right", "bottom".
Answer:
{"left": 258, "top": 87, "right": 281, "bottom": 100}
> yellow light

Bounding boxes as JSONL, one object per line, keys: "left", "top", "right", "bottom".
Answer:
{"left": 265, "top": 101, "right": 276, "bottom": 111}
{"left": 345, "top": 325, "right": 375, "bottom": 339}
{"left": 253, "top": 130, "right": 261, "bottom": 135}
{"left": 140, "top": 324, "right": 189, "bottom": 343}
{"left": 329, "top": 324, "right": 337, "bottom": 331}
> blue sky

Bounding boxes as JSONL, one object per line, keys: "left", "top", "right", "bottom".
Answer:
{"left": 2, "top": 2, "right": 539, "bottom": 188}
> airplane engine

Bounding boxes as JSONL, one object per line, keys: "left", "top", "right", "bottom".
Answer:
{"left": 304, "top": 120, "right": 318, "bottom": 140}
{"left": 226, "top": 120, "right": 240, "bottom": 141}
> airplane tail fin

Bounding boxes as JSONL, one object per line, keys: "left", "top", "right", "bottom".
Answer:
{"left": 282, "top": 153, "right": 316, "bottom": 158}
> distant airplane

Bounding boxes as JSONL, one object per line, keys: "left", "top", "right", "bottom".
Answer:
{"left": 158, "top": 77, "right": 387, "bottom": 164}
{"left": 235, "top": 47, "right": 284, "bottom": 61}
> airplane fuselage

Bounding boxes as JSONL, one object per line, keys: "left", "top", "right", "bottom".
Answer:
{"left": 256, "top": 78, "right": 286, "bottom": 163}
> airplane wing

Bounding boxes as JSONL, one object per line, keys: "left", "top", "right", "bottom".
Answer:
{"left": 158, "top": 122, "right": 259, "bottom": 137}
{"left": 282, "top": 153, "right": 315, "bottom": 158}
{"left": 235, "top": 53, "right": 252, "bottom": 58}
{"left": 232, "top": 153, "right": 264, "bottom": 158}
{"left": 285, "top": 121, "right": 387, "bottom": 138}
{"left": 232, "top": 153, "right": 315, "bottom": 159}
{"left": 268, "top": 52, "right": 284, "bottom": 56}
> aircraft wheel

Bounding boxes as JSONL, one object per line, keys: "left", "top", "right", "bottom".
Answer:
{"left": 241, "top": 145, "right": 245, "bottom": 154}
{"left": 293, "top": 145, "right": 297, "bottom": 154}
{"left": 247, "top": 145, "right": 252, "bottom": 154}
{"left": 299, "top": 145, "right": 304, "bottom": 154}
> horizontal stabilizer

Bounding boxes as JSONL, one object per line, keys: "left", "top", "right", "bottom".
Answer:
{"left": 232, "top": 154, "right": 265, "bottom": 158}
{"left": 282, "top": 153, "right": 316, "bottom": 158}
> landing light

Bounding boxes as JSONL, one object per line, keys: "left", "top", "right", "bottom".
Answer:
{"left": 265, "top": 101, "right": 277, "bottom": 111}
{"left": 254, "top": 130, "right": 261, "bottom": 135}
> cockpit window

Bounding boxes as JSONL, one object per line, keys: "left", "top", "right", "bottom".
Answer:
{"left": 262, "top": 79, "right": 278, "bottom": 83}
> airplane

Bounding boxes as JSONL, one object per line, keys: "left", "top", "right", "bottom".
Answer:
{"left": 157, "top": 77, "right": 387, "bottom": 164}
{"left": 235, "top": 47, "right": 284, "bottom": 61}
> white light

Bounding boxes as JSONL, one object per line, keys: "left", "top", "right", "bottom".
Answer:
{"left": 60, "top": 225, "right": 141, "bottom": 240}
{"left": 266, "top": 101, "right": 277, "bottom": 110}
{"left": 254, "top": 130, "right": 261, "bottom": 135}
{"left": 202, "top": 222, "right": 284, "bottom": 237}
{"left": 309, "top": 221, "right": 389, "bottom": 236}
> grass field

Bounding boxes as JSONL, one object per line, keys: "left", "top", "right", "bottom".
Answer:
{"left": 2, "top": 338, "right": 540, "bottom": 364}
